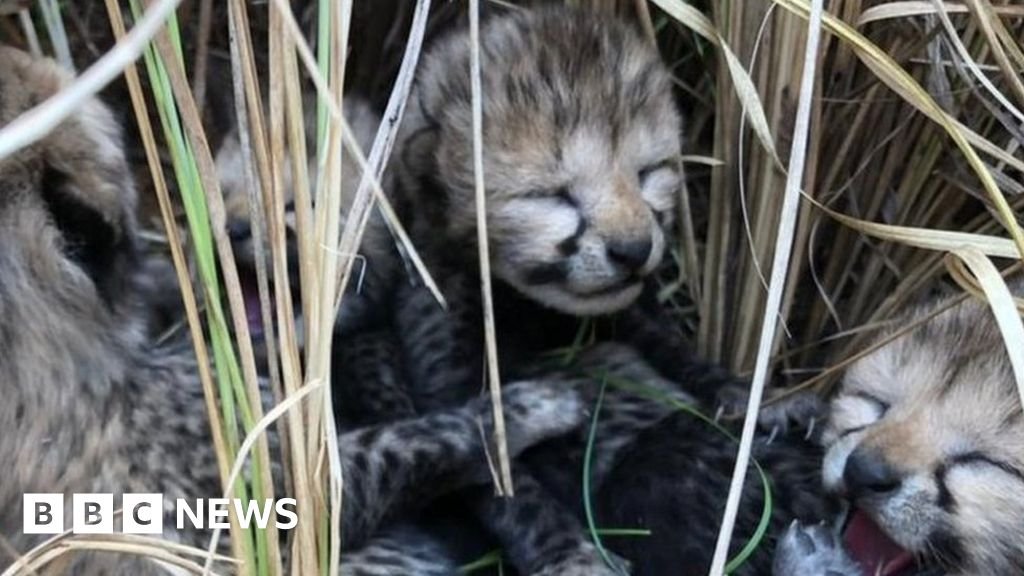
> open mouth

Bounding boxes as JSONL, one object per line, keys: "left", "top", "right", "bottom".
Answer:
{"left": 238, "top": 267, "right": 268, "bottom": 339}
{"left": 843, "top": 509, "right": 917, "bottom": 576}
{"left": 236, "top": 265, "right": 301, "bottom": 342}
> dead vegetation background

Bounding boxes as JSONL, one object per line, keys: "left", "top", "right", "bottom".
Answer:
{"left": 0, "top": 0, "right": 1021, "bottom": 574}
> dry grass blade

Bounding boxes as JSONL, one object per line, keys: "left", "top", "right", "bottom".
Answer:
{"left": 992, "top": 14, "right": 1024, "bottom": 70}
{"left": 268, "top": 0, "right": 445, "bottom": 310}
{"left": 226, "top": 0, "right": 291, "bottom": 501}
{"left": 469, "top": 0, "right": 514, "bottom": 497}
{"left": 775, "top": 0, "right": 1024, "bottom": 259}
{"left": 264, "top": 29, "right": 313, "bottom": 576}
{"left": 4, "top": 533, "right": 237, "bottom": 576}
{"left": 308, "top": 1, "right": 350, "bottom": 572}
{"left": 203, "top": 379, "right": 326, "bottom": 573}
{"left": 0, "top": 0, "right": 183, "bottom": 159}
{"left": 11, "top": 1, "right": 1024, "bottom": 574}
{"left": 857, "top": 1, "right": 1024, "bottom": 25}
{"left": 736, "top": 1, "right": 780, "bottom": 302}
{"left": 709, "top": 0, "right": 825, "bottom": 572}
{"left": 37, "top": 0, "right": 71, "bottom": 70}
{"left": 677, "top": 166, "right": 702, "bottom": 304}
{"left": 648, "top": 0, "right": 716, "bottom": 41}
{"left": 681, "top": 154, "right": 725, "bottom": 166}
{"left": 190, "top": 0, "right": 212, "bottom": 111}
{"left": 962, "top": 0, "right": 1024, "bottom": 111}
{"left": 946, "top": 258, "right": 1024, "bottom": 312}
{"left": 811, "top": 199, "right": 1021, "bottom": 258}
{"left": 772, "top": 294, "right": 969, "bottom": 399}
{"left": 103, "top": 0, "right": 248, "bottom": 568}
{"left": 651, "top": 0, "right": 783, "bottom": 169}
{"left": 635, "top": 0, "right": 657, "bottom": 44}
{"left": 948, "top": 249, "right": 1024, "bottom": 403}
{"left": 15, "top": 8, "right": 42, "bottom": 57}
{"left": 931, "top": 0, "right": 1024, "bottom": 125}
{"left": 344, "top": 0, "right": 436, "bottom": 313}
{"left": 718, "top": 39, "right": 784, "bottom": 170}
{"left": 147, "top": 18, "right": 280, "bottom": 574}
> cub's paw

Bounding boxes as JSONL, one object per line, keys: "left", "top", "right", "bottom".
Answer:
{"left": 716, "top": 385, "right": 825, "bottom": 440}
{"left": 773, "top": 521, "right": 859, "bottom": 576}
{"left": 483, "top": 378, "right": 586, "bottom": 456}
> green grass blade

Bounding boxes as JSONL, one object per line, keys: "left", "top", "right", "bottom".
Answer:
{"left": 582, "top": 373, "right": 628, "bottom": 575}
{"left": 590, "top": 372, "right": 774, "bottom": 574}
{"left": 127, "top": 2, "right": 270, "bottom": 572}
{"left": 459, "top": 549, "right": 504, "bottom": 574}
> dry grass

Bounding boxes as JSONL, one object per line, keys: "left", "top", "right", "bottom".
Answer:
{"left": 0, "top": 1, "right": 1021, "bottom": 575}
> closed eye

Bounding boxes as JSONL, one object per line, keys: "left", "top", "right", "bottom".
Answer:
{"left": 523, "top": 186, "right": 577, "bottom": 208}
{"left": 837, "top": 391, "right": 890, "bottom": 438}
{"left": 638, "top": 158, "right": 678, "bottom": 186}
{"left": 851, "top": 391, "right": 890, "bottom": 415}
{"left": 949, "top": 451, "right": 1024, "bottom": 485}
{"left": 936, "top": 452, "right": 1024, "bottom": 510}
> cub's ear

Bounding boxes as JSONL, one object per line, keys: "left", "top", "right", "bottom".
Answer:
{"left": 40, "top": 163, "right": 137, "bottom": 305}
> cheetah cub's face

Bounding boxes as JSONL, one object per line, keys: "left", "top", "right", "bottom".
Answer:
{"left": 410, "top": 7, "right": 682, "bottom": 315}
{"left": 821, "top": 287, "right": 1024, "bottom": 575}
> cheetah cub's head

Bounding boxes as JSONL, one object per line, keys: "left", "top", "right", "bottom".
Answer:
{"left": 821, "top": 284, "right": 1024, "bottom": 576}
{"left": 404, "top": 6, "right": 682, "bottom": 315}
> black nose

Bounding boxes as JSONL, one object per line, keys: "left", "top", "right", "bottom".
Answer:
{"left": 844, "top": 447, "right": 902, "bottom": 497}
{"left": 607, "top": 238, "right": 653, "bottom": 271}
{"left": 228, "top": 220, "right": 251, "bottom": 242}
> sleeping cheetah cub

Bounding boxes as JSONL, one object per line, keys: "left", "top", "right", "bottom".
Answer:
{"left": 393, "top": 4, "right": 693, "bottom": 419}
{"left": 777, "top": 281, "right": 1024, "bottom": 576}
{"left": 0, "top": 46, "right": 586, "bottom": 574}
{"left": 387, "top": 6, "right": 769, "bottom": 574}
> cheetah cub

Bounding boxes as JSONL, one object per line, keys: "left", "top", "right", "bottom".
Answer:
{"left": 0, "top": 46, "right": 586, "bottom": 574}
{"left": 777, "top": 281, "right": 1024, "bottom": 576}
{"left": 393, "top": 4, "right": 699, "bottom": 416}
{"left": 215, "top": 97, "right": 401, "bottom": 342}
{"left": 386, "top": 6, "right": 753, "bottom": 575}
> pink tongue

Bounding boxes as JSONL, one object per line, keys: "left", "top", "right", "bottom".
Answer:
{"left": 243, "top": 283, "right": 264, "bottom": 337}
{"left": 843, "top": 510, "right": 915, "bottom": 576}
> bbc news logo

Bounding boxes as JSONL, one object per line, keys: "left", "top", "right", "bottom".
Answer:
{"left": 24, "top": 494, "right": 298, "bottom": 534}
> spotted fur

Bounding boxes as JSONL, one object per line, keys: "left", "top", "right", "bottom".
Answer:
{"left": 385, "top": 7, "right": 812, "bottom": 575}
{"left": 0, "top": 46, "right": 587, "bottom": 574}
{"left": 595, "top": 390, "right": 832, "bottom": 575}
